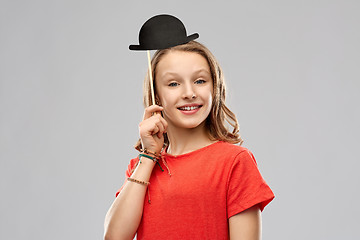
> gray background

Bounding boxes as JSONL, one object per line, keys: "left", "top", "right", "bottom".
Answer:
{"left": 1, "top": 0, "right": 359, "bottom": 239}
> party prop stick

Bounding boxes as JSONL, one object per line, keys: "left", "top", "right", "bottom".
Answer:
{"left": 129, "top": 14, "right": 199, "bottom": 107}
{"left": 147, "top": 50, "right": 156, "bottom": 106}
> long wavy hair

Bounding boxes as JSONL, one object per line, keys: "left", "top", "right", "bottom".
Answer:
{"left": 134, "top": 41, "right": 243, "bottom": 151}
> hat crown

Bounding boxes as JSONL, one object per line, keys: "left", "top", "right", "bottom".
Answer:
{"left": 129, "top": 14, "right": 199, "bottom": 51}
{"left": 139, "top": 15, "right": 186, "bottom": 49}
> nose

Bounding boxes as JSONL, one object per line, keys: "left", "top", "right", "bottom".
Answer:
{"left": 182, "top": 83, "right": 196, "bottom": 99}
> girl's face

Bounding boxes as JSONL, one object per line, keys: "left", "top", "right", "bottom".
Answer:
{"left": 155, "top": 51, "right": 213, "bottom": 130}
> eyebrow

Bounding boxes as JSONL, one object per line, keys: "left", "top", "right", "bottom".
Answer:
{"left": 161, "top": 69, "right": 211, "bottom": 78}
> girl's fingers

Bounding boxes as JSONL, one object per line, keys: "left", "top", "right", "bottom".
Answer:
{"left": 143, "top": 105, "right": 163, "bottom": 120}
{"left": 159, "top": 117, "right": 168, "bottom": 133}
{"left": 138, "top": 111, "right": 167, "bottom": 152}
{"left": 139, "top": 114, "right": 164, "bottom": 136}
{"left": 157, "top": 118, "right": 168, "bottom": 138}
{"left": 139, "top": 108, "right": 168, "bottom": 143}
{"left": 155, "top": 125, "right": 163, "bottom": 139}
{"left": 155, "top": 121, "right": 165, "bottom": 135}
{"left": 152, "top": 125, "right": 159, "bottom": 135}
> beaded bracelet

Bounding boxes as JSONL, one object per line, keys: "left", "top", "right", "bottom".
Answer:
{"left": 144, "top": 148, "right": 160, "bottom": 157}
{"left": 140, "top": 148, "right": 161, "bottom": 158}
{"left": 127, "top": 177, "right": 150, "bottom": 186}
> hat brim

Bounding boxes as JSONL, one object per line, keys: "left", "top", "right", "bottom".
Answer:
{"left": 129, "top": 33, "right": 199, "bottom": 51}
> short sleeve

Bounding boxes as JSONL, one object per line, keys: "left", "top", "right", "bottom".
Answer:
{"left": 227, "top": 149, "right": 274, "bottom": 218}
{"left": 115, "top": 157, "right": 139, "bottom": 197}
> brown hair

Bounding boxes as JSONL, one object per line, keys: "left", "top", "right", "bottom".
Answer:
{"left": 135, "top": 41, "right": 243, "bottom": 151}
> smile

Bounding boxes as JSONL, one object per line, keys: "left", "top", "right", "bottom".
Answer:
{"left": 178, "top": 105, "right": 202, "bottom": 111}
{"left": 177, "top": 105, "right": 203, "bottom": 115}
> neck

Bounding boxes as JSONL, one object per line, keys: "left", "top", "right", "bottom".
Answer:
{"left": 165, "top": 122, "right": 217, "bottom": 155}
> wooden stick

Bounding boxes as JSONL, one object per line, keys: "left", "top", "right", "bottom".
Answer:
{"left": 147, "top": 50, "right": 156, "bottom": 106}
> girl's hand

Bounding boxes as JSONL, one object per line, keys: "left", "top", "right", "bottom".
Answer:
{"left": 139, "top": 105, "right": 168, "bottom": 154}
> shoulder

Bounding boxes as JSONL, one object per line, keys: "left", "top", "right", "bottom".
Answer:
{"left": 203, "top": 141, "right": 255, "bottom": 168}
{"left": 212, "top": 141, "right": 251, "bottom": 157}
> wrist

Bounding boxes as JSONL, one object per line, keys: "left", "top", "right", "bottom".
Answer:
{"left": 138, "top": 154, "right": 157, "bottom": 165}
{"left": 139, "top": 146, "right": 162, "bottom": 157}
{"left": 143, "top": 148, "right": 161, "bottom": 158}
{"left": 139, "top": 153, "right": 157, "bottom": 162}
{"left": 139, "top": 142, "right": 162, "bottom": 156}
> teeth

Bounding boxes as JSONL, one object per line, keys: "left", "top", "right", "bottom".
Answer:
{"left": 180, "top": 106, "right": 199, "bottom": 111}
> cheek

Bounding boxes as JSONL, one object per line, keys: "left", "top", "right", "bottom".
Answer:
{"left": 202, "top": 87, "right": 214, "bottom": 105}
{"left": 159, "top": 95, "right": 169, "bottom": 106}
{"left": 158, "top": 93, "right": 175, "bottom": 110}
{"left": 156, "top": 88, "right": 166, "bottom": 105}
{"left": 204, "top": 90, "right": 214, "bottom": 113}
{"left": 206, "top": 96, "right": 213, "bottom": 112}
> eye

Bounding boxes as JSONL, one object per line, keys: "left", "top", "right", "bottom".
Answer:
{"left": 168, "top": 82, "right": 179, "bottom": 87}
{"left": 195, "top": 79, "right": 206, "bottom": 84}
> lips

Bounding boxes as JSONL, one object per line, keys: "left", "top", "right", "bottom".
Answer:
{"left": 178, "top": 106, "right": 201, "bottom": 111}
{"left": 177, "top": 104, "right": 202, "bottom": 111}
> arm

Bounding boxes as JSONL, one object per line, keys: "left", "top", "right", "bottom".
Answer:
{"left": 104, "top": 105, "right": 167, "bottom": 240}
{"left": 229, "top": 205, "right": 262, "bottom": 240}
{"left": 104, "top": 158, "right": 155, "bottom": 240}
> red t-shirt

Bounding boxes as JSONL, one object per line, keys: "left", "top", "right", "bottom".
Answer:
{"left": 116, "top": 141, "right": 274, "bottom": 239}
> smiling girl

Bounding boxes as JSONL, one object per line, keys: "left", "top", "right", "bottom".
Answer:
{"left": 104, "top": 41, "right": 274, "bottom": 240}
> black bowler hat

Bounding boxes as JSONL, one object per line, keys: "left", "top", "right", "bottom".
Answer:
{"left": 129, "top": 14, "right": 199, "bottom": 51}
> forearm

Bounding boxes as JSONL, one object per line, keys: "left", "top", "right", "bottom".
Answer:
{"left": 104, "top": 158, "right": 155, "bottom": 240}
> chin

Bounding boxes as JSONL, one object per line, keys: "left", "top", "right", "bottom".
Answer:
{"left": 176, "top": 118, "right": 207, "bottom": 130}
{"left": 164, "top": 110, "right": 210, "bottom": 130}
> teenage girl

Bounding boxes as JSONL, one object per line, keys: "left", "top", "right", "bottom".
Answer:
{"left": 104, "top": 41, "right": 274, "bottom": 240}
